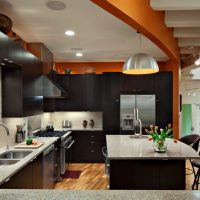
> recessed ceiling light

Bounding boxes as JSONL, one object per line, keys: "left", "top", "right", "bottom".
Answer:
{"left": 46, "top": 1, "right": 66, "bottom": 11}
{"left": 76, "top": 53, "right": 83, "bottom": 57}
{"left": 65, "top": 30, "right": 75, "bottom": 36}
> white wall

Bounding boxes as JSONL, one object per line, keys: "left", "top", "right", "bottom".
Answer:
{"left": 191, "top": 104, "right": 200, "bottom": 135}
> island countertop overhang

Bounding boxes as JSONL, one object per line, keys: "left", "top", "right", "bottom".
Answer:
{"left": 106, "top": 135, "right": 199, "bottom": 160}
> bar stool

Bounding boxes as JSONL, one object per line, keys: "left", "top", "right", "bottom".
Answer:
{"left": 191, "top": 151, "right": 200, "bottom": 190}
{"left": 179, "top": 134, "right": 200, "bottom": 175}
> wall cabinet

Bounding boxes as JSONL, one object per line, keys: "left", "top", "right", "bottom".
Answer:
{"left": 0, "top": 32, "right": 43, "bottom": 117}
{"left": 121, "top": 74, "right": 155, "bottom": 93}
{"left": 44, "top": 74, "right": 102, "bottom": 112}
{"left": 71, "top": 131, "right": 105, "bottom": 163}
{"left": 102, "top": 73, "right": 121, "bottom": 135}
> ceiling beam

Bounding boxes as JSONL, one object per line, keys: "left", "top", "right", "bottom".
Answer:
{"left": 150, "top": 0, "right": 200, "bottom": 10}
{"left": 165, "top": 11, "right": 200, "bottom": 27}
{"left": 178, "top": 38, "right": 200, "bottom": 47}
{"left": 174, "top": 27, "right": 200, "bottom": 38}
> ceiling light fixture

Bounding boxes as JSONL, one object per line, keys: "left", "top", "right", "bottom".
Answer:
{"left": 76, "top": 52, "right": 83, "bottom": 57}
{"left": 123, "top": 33, "right": 159, "bottom": 75}
{"left": 65, "top": 30, "right": 75, "bottom": 36}
{"left": 46, "top": 1, "right": 66, "bottom": 10}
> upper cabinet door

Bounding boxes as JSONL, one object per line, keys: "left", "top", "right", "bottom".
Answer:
{"left": 121, "top": 74, "right": 155, "bottom": 93}
{"left": 86, "top": 74, "right": 102, "bottom": 111}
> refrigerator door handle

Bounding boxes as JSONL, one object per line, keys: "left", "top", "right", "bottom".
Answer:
{"left": 136, "top": 108, "right": 142, "bottom": 135}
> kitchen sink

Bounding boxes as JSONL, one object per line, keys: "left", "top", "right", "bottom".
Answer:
{"left": 0, "top": 159, "right": 20, "bottom": 165}
{"left": 0, "top": 150, "right": 33, "bottom": 159}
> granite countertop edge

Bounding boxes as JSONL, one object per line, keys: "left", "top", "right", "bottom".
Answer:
{"left": 0, "top": 190, "right": 200, "bottom": 200}
{"left": 0, "top": 137, "right": 59, "bottom": 185}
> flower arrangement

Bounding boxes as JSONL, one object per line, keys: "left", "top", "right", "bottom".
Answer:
{"left": 145, "top": 124, "right": 176, "bottom": 152}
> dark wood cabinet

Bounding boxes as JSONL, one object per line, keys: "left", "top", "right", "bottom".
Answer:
{"left": 71, "top": 131, "right": 105, "bottom": 163}
{"left": 0, "top": 32, "right": 43, "bottom": 117}
{"left": 1, "top": 143, "right": 58, "bottom": 189}
{"left": 109, "top": 159, "right": 185, "bottom": 190}
{"left": 102, "top": 73, "right": 121, "bottom": 135}
{"left": 0, "top": 155, "right": 42, "bottom": 189}
{"left": 155, "top": 72, "right": 173, "bottom": 128}
{"left": 85, "top": 74, "right": 102, "bottom": 111}
{"left": 27, "top": 42, "right": 53, "bottom": 74}
{"left": 44, "top": 74, "right": 102, "bottom": 112}
{"left": 121, "top": 74, "right": 155, "bottom": 93}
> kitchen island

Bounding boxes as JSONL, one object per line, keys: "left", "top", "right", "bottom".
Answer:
{"left": 106, "top": 135, "right": 199, "bottom": 190}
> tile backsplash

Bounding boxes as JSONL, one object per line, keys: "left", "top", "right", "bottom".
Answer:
{"left": 42, "top": 112, "right": 102, "bottom": 129}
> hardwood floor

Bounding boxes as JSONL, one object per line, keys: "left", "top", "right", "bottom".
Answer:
{"left": 55, "top": 162, "right": 199, "bottom": 190}
{"left": 54, "top": 163, "right": 108, "bottom": 190}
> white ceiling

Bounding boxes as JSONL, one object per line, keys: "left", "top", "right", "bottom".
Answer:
{"left": 0, "top": 0, "right": 168, "bottom": 62}
{"left": 151, "top": 0, "right": 200, "bottom": 66}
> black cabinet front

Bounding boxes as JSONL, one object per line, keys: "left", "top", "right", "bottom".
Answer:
{"left": 71, "top": 131, "right": 105, "bottom": 163}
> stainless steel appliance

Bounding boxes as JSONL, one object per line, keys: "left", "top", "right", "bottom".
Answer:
{"left": 120, "top": 94, "right": 155, "bottom": 134}
{"left": 34, "top": 130, "right": 73, "bottom": 181}
{"left": 61, "top": 135, "right": 74, "bottom": 174}
{"left": 62, "top": 120, "right": 72, "bottom": 128}
{"left": 43, "top": 144, "right": 55, "bottom": 189}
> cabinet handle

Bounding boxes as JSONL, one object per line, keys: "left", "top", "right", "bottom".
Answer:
{"left": 90, "top": 150, "right": 95, "bottom": 153}
{"left": 115, "top": 99, "right": 119, "bottom": 102}
{"left": 156, "top": 99, "right": 159, "bottom": 102}
{"left": 90, "top": 135, "right": 95, "bottom": 138}
{"left": 90, "top": 141, "right": 95, "bottom": 144}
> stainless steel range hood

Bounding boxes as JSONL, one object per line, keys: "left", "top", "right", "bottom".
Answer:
{"left": 38, "top": 75, "right": 68, "bottom": 98}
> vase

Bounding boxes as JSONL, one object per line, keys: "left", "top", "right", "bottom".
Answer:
{"left": 89, "top": 119, "right": 95, "bottom": 128}
{"left": 153, "top": 140, "right": 167, "bottom": 152}
{"left": 82, "top": 120, "right": 88, "bottom": 128}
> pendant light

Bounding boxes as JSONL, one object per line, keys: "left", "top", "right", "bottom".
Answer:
{"left": 123, "top": 33, "right": 159, "bottom": 75}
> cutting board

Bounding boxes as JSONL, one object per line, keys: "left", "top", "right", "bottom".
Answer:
{"left": 14, "top": 142, "right": 44, "bottom": 149}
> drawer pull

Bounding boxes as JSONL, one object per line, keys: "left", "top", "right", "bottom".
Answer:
{"left": 90, "top": 150, "right": 95, "bottom": 153}
{"left": 90, "top": 135, "right": 95, "bottom": 138}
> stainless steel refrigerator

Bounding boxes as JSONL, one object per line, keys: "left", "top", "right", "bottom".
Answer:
{"left": 120, "top": 94, "right": 155, "bottom": 134}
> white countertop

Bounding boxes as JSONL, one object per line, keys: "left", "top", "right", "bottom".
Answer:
{"left": 0, "top": 190, "right": 200, "bottom": 200}
{"left": 56, "top": 127, "right": 103, "bottom": 131}
{"left": 106, "top": 135, "right": 199, "bottom": 160}
{"left": 0, "top": 137, "right": 59, "bottom": 185}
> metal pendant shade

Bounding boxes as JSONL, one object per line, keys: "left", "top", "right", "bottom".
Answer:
{"left": 123, "top": 53, "right": 159, "bottom": 75}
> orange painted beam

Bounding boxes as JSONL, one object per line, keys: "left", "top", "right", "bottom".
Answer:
{"left": 91, "top": 0, "right": 180, "bottom": 63}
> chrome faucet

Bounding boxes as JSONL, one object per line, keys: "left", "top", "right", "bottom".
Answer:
{"left": 0, "top": 123, "right": 10, "bottom": 150}
{"left": 135, "top": 108, "right": 142, "bottom": 136}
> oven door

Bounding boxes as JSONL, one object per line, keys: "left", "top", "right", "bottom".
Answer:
{"left": 61, "top": 139, "right": 74, "bottom": 175}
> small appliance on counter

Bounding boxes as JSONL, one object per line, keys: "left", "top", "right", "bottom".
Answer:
{"left": 46, "top": 122, "right": 54, "bottom": 132}
{"left": 62, "top": 120, "right": 72, "bottom": 128}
